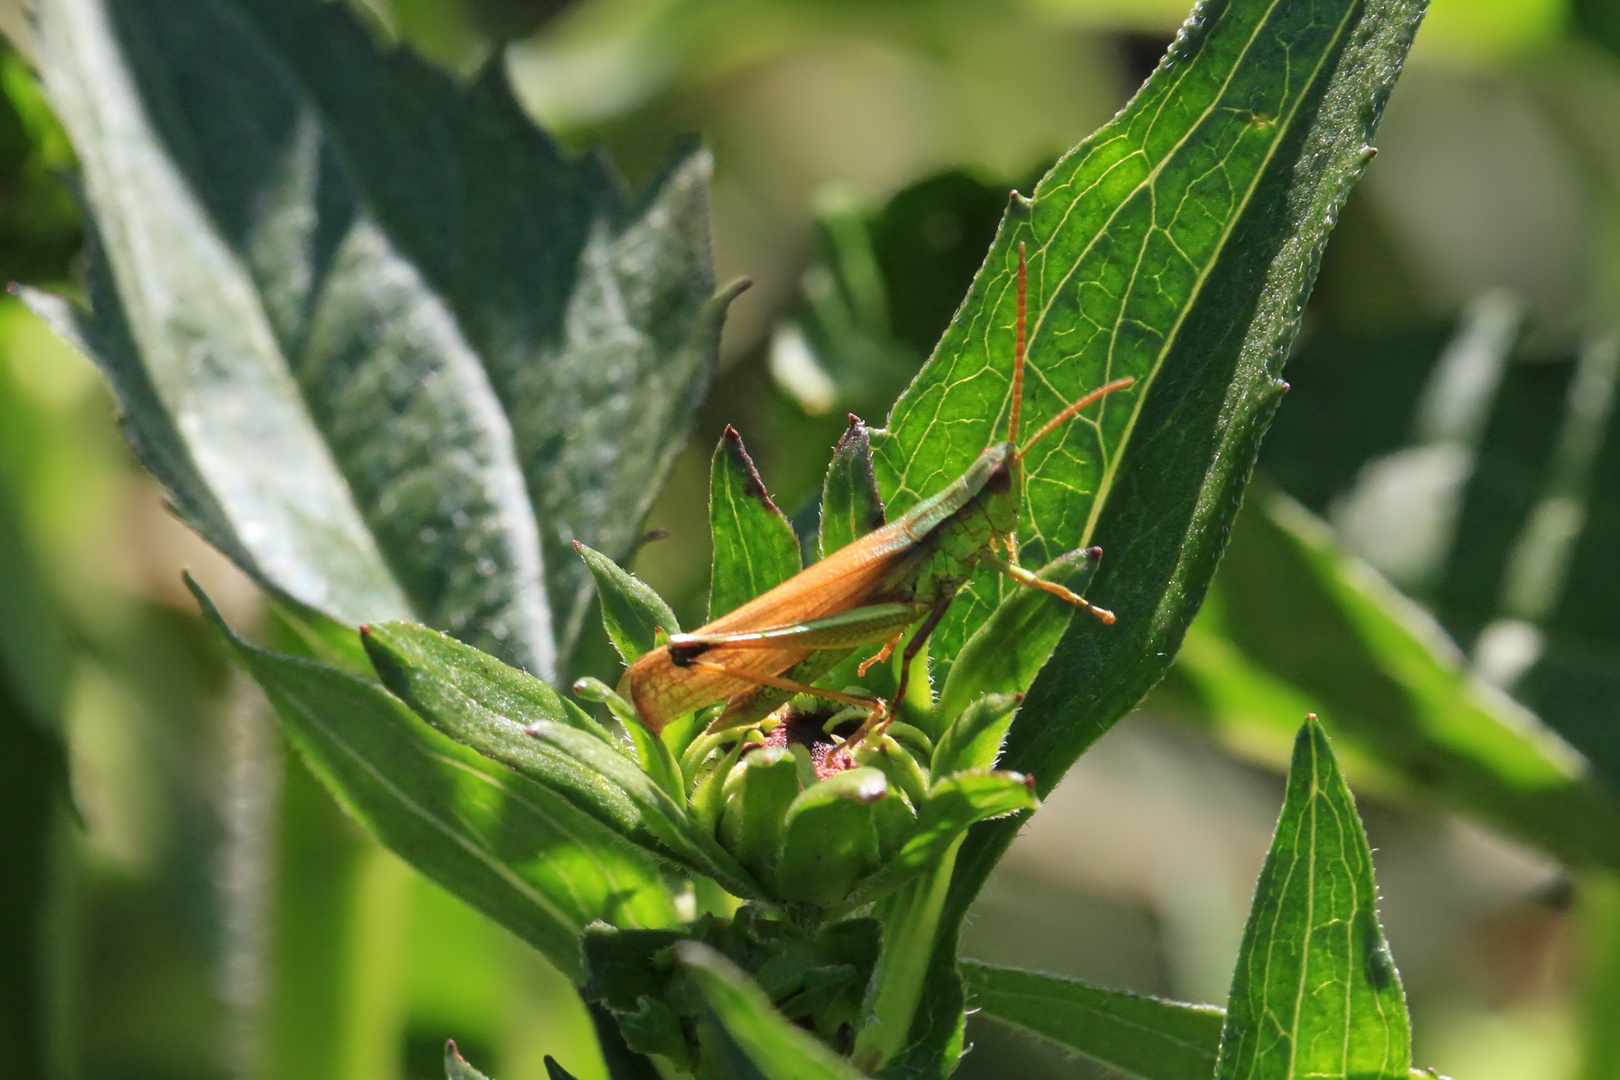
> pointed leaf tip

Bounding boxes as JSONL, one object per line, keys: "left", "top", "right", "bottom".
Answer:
{"left": 709, "top": 426, "right": 802, "bottom": 619}
{"left": 1218, "top": 713, "right": 1411, "bottom": 1080}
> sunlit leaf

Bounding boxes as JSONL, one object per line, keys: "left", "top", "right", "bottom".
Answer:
{"left": 1217, "top": 717, "right": 1410, "bottom": 1080}
{"left": 873, "top": 0, "right": 1428, "bottom": 1068}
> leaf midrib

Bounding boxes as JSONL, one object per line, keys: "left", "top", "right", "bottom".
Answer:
{"left": 1034, "top": 0, "right": 1354, "bottom": 551}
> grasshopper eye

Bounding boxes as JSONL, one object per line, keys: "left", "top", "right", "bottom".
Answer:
{"left": 668, "top": 638, "right": 711, "bottom": 667}
{"left": 986, "top": 460, "right": 1013, "bottom": 494}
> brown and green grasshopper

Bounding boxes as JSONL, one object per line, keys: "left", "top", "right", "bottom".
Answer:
{"left": 622, "top": 243, "right": 1134, "bottom": 739}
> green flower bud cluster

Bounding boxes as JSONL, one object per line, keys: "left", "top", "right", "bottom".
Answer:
{"left": 356, "top": 515, "right": 1097, "bottom": 1074}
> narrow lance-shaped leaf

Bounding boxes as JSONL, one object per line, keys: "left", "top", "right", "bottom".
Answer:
{"left": 1217, "top": 716, "right": 1410, "bottom": 1080}
{"left": 191, "top": 581, "right": 680, "bottom": 982}
{"left": 30, "top": 0, "right": 728, "bottom": 678}
{"left": 709, "top": 426, "right": 803, "bottom": 620}
{"left": 358, "top": 623, "right": 683, "bottom": 844}
{"left": 1176, "top": 493, "right": 1620, "bottom": 872}
{"left": 961, "top": 961, "right": 1225, "bottom": 1080}
{"left": 872, "top": 0, "right": 1428, "bottom": 1070}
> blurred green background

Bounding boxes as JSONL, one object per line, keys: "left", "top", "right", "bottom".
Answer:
{"left": 3, "top": 0, "right": 1619, "bottom": 1078}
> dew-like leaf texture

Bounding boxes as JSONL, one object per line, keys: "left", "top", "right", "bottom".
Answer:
{"left": 30, "top": 0, "right": 726, "bottom": 681}
{"left": 191, "top": 584, "right": 679, "bottom": 982}
{"left": 1217, "top": 717, "right": 1410, "bottom": 1080}
{"left": 820, "top": 417, "right": 887, "bottom": 559}
{"left": 961, "top": 961, "right": 1224, "bottom": 1080}
{"left": 873, "top": 0, "right": 1427, "bottom": 1071}
{"left": 1177, "top": 494, "right": 1620, "bottom": 872}
{"left": 709, "top": 427, "right": 803, "bottom": 621}
{"left": 676, "top": 943, "right": 868, "bottom": 1080}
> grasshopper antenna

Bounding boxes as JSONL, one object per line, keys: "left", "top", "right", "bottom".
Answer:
{"left": 1020, "top": 374, "right": 1136, "bottom": 456}
{"left": 1009, "top": 241, "right": 1027, "bottom": 448}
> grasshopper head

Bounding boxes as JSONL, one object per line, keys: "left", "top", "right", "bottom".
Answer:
{"left": 964, "top": 441, "right": 1021, "bottom": 536}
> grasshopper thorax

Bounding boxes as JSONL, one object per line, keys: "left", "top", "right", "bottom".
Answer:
{"left": 961, "top": 441, "right": 1022, "bottom": 539}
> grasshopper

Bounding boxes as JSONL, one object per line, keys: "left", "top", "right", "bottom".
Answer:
{"left": 622, "top": 243, "right": 1134, "bottom": 739}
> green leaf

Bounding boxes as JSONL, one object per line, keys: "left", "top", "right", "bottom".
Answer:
{"left": 29, "top": 0, "right": 728, "bottom": 679}
{"left": 872, "top": 0, "right": 1428, "bottom": 1068}
{"left": 1176, "top": 493, "right": 1620, "bottom": 871}
{"left": 961, "top": 961, "right": 1224, "bottom": 1080}
{"left": 934, "top": 546, "right": 1099, "bottom": 727}
{"left": 929, "top": 693, "right": 1022, "bottom": 779}
{"left": 191, "top": 581, "right": 680, "bottom": 982}
{"left": 1217, "top": 716, "right": 1410, "bottom": 1080}
{"left": 544, "top": 1057, "right": 583, "bottom": 1080}
{"left": 819, "top": 416, "right": 887, "bottom": 559}
{"left": 523, "top": 719, "right": 760, "bottom": 897}
{"left": 582, "top": 926, "right": 685, "bottom": 1012}
{"left": 575, "top": 541, "right": 682, "bottom": 665}
{"left": 1517, "top": 388, "right": 1620, "bottom": 791}
{"left": 709, "top": 427, "right": 803, "bottom": 620}
{"left": 358, "top": 622, "right": 677, "bottom": 845}
{"left": 1256, "top": 299, "right": 1620, "bottom": 828}
{"left": 775, "top": 767, "right": 888, "bottom": 907}
{"left": 446, "top": 1041, "right": 493, "bottom": 1080}
{"left": 1577, "top": 872, "right": 1620, "bottom": 1080}
{"left": 837, "top": 771, "right": 1036, "bottom": 915}
{"left": 674, "top": 943, "right": 869, "bottom": 1080}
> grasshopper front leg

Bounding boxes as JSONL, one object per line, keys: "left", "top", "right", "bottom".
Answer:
{"left": 984, "top": 551, "right": 1116, "bottom": 624}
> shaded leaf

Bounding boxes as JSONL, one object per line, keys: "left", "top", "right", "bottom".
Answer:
{"left": 30, "top": 0, "right": 726, "bottom": 679}
{"left": 192, "top": 581, "right": 680, "bottom": 982}
{"left": 544, "top": 1057, "right": 583, "bottom": 1080}
{"left": 1175, "top": 493, "right": 1620, "bottom": 871}
{"left": 675, "top": 943, "right": 868, "bottom": 1080}
{"left": 709, "top": 426, "right": 803, "bottom": 620}
{"left": 1517, "top": 373, "right": 1620, "bottom": 789}
{"left": 961, "top": 961, "right": 1224, "bottom": 1080}
{"left": 1216, "top": 717, "right": 1410, "bottom": 1080}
